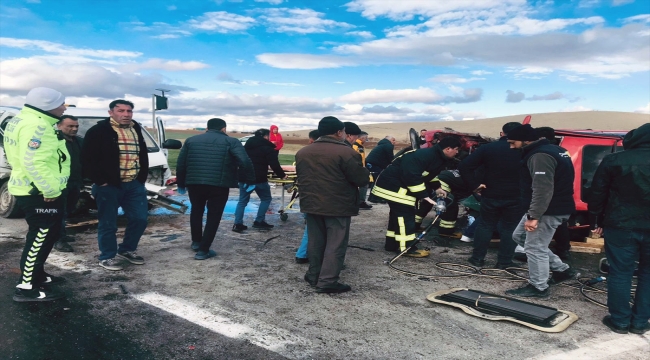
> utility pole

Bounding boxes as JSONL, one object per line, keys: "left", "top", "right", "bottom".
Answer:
{"left": 152, "top": 88, "right": 170, "bottom": 144}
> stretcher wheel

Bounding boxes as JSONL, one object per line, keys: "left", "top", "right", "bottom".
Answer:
{"left": 280, "top": 213, "right": 288, "bottom": 221}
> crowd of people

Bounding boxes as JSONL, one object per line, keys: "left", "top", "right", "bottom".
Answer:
{"left": 4, "top": 86, "right": 648, "bottom": 335}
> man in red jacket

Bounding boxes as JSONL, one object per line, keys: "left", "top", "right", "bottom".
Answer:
{"left": 269, "top": 125, "right": 284, "bottom": 151}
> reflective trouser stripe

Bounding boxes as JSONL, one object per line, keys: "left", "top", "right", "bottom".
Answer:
{"left": 371, "top": 186, "right": 416, "bottom": 206}
{"left": 386, "top": 230, "right": 395, "bottom": 238}
{"left": 22, "top": 228, "right": 49, "bottom": 284}
{"left": 415, "top": 215, "right": 423, "bottom": 222}
{"left": 396, "top": 217, "right": 415, "bottom": 251}
{"left": 439, "top": 219, "right": 456, "bottom": 229}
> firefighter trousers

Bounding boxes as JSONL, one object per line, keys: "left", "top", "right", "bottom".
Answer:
{"left": 415, "top": 199, "right": 459, "bottom": 235}
{"left": 15, "top": 195, "right": 64, "bottom": 289}
{"left": 385, "top": 201, "right": 416, "bottom": 252}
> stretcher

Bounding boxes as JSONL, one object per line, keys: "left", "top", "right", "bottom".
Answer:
{"left": 268, "top": 170, "right": 299, "bottom": 221}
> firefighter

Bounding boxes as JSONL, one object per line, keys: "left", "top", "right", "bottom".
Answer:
{"left": 353, "top": 131, "right": 372, "bottom": 210}
{"left": 415, "top": 169, "right": 472, "bottom": 237}
{"left": 372, "top": 137, "right": 461, "bottom": 257}
{"left": 4, "top": 87, "right": 70, "bottom": 302}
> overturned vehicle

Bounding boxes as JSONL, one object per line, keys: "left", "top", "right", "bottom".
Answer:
{"left": 0, "top": 106, "right": 186, "bottom": 218}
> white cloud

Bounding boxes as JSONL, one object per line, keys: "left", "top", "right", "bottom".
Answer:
{"left": 259, "top": 8, "right": 353, "bottom": 34}
{"left": 121, "top": 59, "right": 210, "bottom": 72}
{"left": 0, "top": 37, "right": 141, "bottom": 58}
{"left": 152, "top": 34, "right": 182, "bottom": 39}
{"left": 167, "top": 5, "right": 177, "bottom": 10}
{"left": 624, "top": 14, "right": 650, "bottom": 23}
{"left": 506, "top": 90, "right": 525, "bottom": 103}
{"left": 471, "top": 70, "right": 492, "bottom": 76}
{"left": 429, "top": 74, "right": 485, "bottom": 83}
{"left": 345, "top": 0, "right": 526, "bottom": 21}
{"left": 635, "top": 102, "right": 650, "bottom": 113}
{"left": 188, "top": 11, "right": 255, "bottom": 32}
{"left": 338, "top": 86, "right": 482, "bottom": 104}
{"left": 254, "top": 0, "right": 284, "bottom": 4}
{"left": 257, "top": 53, "right": 358, "bottom": 69}
{"left": 346, "top": 31, "right": 375, "bottom": 38}
{"left": 612, "top": 0, "right": 635, "bottom": 6}
{"left": 216, "top": 72, "right": 301, "bottom": 86}
{"left": 578, "top": 0, "right": 600, "bottom": 8}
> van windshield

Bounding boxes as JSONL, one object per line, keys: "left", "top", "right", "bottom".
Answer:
{"left": 76, "top": 117, "right": 160, "bottom": 153}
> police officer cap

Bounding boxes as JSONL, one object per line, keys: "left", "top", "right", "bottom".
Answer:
{"left": 507, "top": 124, "right": 539, "bottom": 141}
{"left": 318, "top": 116, "right": 345, "bottom": 135}
{"left": 343, "top": 121, "right": 362, "bottom": 135}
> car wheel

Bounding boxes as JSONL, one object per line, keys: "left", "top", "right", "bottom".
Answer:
{"left": 0, "top": 181, "right": 23, "bottom": 218}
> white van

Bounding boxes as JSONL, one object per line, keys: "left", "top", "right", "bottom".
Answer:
{"left": 0, "top": 106, "right": 184, "bottom": 218}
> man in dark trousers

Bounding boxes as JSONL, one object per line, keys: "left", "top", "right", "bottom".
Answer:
{"left": 83, "top": 100, "right": 149, "bottom": 271}
{"left": 4, "top": 87, "right": 69, "bottom": 302}
{"left": 176, "top": 118, "right": 254, "bottom": 260}
{"left": 53, "top": 115, "right": 83, "bottom": 253}
{"left": 372, "top": 137, "right": 460, "bottom": 257}
{"left": 589, "top": 123, "right": 650, "bottom": 335}
{"left": 459, "top": 122, "right": 522, "bottom": 269}
{"left": 232, "top": 128, "right": 286, "bottom": 232}
{"left": 296, "top": 116, "right": 369, "bottom": 293}
{"left": 505, "top": 124, "right": 577, "bottom": 298}
{"left": 366, "top": 136, "right": 395, "bottom": 204}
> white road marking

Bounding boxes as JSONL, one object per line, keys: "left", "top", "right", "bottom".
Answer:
{"left": 530, "top": 332, "right": 650, "bottom": 360}
{"left": 133, "top": 292, "right": 312, "bottom": 359}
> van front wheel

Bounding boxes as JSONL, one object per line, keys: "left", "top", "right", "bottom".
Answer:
{"left": 0, "top": 181, "right": 23, "bottom": 218}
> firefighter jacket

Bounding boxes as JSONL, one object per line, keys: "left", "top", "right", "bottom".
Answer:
{"left": 372, "top": 145, "right": 451, "bottom": 206}
{"left": 431, "top": 169, "right": 471, "bottom": 199}
{"left": 352, "top": 139, "right": 366, "bottom": 166}
{"left": 3, "top": 105, "right": 70, "bottom": 198}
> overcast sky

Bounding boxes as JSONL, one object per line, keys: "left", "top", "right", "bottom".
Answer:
{"left": 1, "top": 0, "right": 648, "bottom": 131}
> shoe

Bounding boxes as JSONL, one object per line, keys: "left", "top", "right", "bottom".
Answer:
{"left": 495, "top": 262, "right": 515, "bottom": 270}
{"left": 549, "top": 267, "right": 579, "bottom": 285}
{"left": 53, "top": 240, "right": 74, "bottom": 252}
{"left": 505, "top": 284, "right": 550, "bottom": 298}
{"left": 99, "top": 258, "right": 124, "bottom": 271}
{"left": 555, "top": 249, "right": 571, "bottom": 261}
{"left": 459, "top": 235, "right": 473, "bottom": 243}
{"left": 630, "top": 322, "right": 650, "bottom": 335}
{"left": 468, "top": 257, "right": 485, "bottom": 267}
{"left": 295, "top": 257, "right": 309, "bottom": 264}
{"left": 232, "top": 223, "right": 247, "bottom": 233}
{"left": 13, "top": 287, "right": 65, "bottom": 302}
{"left": 439, "top": 231, "right": 463, "bottom": 239}
{"left": 42, "top": 273, "right": 66, "bottom": 285}
{"left": 191, "top": 242, "right": 201, "bottom": 251}
{"left": 602, "top": 315, "right": 629, "bottom": 334}
{"left": 61, "top": 234, "right": 76, "bottom": 242}
{"left": 304, "top": 274, "right": 317, "bottom": 287}
{"left": 359, "top": 202, "right": 373, "bottom": 210}
{"left": 404, "top": 249, "right": 430, "bottom": 258}
{"left": 194, "top": 249, "right": 217, "bottom": 260}
{"left": 253, "top": 221, "right": 274, "bottom": 230}
{"left": 117, "top": 251, "right": 145, "bottom": 265}
{"left": 513, "top": 252, "right": 528, "bottom": 262}
{"left": 316, "top": 282, "right": 351, "bottom": 294}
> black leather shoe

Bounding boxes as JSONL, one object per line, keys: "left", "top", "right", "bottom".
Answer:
{"left": 549, "top": 267, "right": 579, "bottom": 285}
{"left": 630, "top": 322, "right": 650, "bottom": 335}
{"left": 295, "top": 257, "right": 309, "bottom": 264}
{"left": 316, "top": 282, "right": 351, "bottom": 294}
{"left": 253, "top": 221, "right": 274, "bottom": 230}
{"left": 505, "top": 284, "right": 550, "bottom": 298}
{"left": 513, "top": 252, "right": 528, "bottom": 262}
{"left": 54, "top": 240, "right": 74, "bottom": 252}
{"left": 304, "top": 274, "right": 317, "bottom": 287}
{"left": 191, "top": 242, "right": 201, "bottom": 251}
{"left": 468, "top": 257, "right": 485, "bottom": 267}
{"left": 602, "top": 315, "right": 629, "bottom": 334}
{"left": 555, "top": 250, "right": 571, "bottom": 261}
{"left": 232, "top": 224, "right": 247, "bottom": 233}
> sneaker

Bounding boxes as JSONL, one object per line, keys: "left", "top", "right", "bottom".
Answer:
{"left": 513, "top": 252, "right": 528, "bottom": 262}
{"left": 602, "top": 315, "right": 629, "bottom": 334}
{"left": 555, "top": 249, "right": 571, "bottom": 261}
{"left": 253, "top": 221, "right": 274, "bottom": 230}
{"left": 494, "top": 262, "right": 515, "bottom": 270}
{"left": 13, "top": 287, "right": 65, "bottom": 302}
{"left": 232, "top": 224, "right": 247, "bottom": 233}
{"left": 99, "top": 258, "right": 123, "bottom": 271}
{"left": 60, "top": 234, "right": 76, "bottom": 242}
{"left": 54, "top": 240, "right": 74, "bottom": 252}
{"left": 316, "top": 282, "right": 351, "bottom": 294}
{"left": 194, "top": 249, "right": 217, "bottom": 260}
{"left": 549, "top": 267, "right": 579, "bottom": 285}
{"left": 630, "top": 322, "right": 650, "bottom": 335}
{"left": 42, "top": 273, "right": 66, "bottom": 285}
{"left": 468, "top": 257, "right": 485, "bottom": 267}
{"left": 459, "top": 235, "right": 473, "bottom": 243}
{"left": 117, "top": 251, "right": 145, "bottom": 265}
{"left": 191, "top": 241, "right": 201, "bottom": 251}
{"left": 358, "top": 202, "right": 373, "bottom": 210}
{"left": 304, "top": 274, "right": 317, "bottom": 287}
{"left": 295, "top": 257, "right": 309, "bottom": 264}
{"left": 505, "top": 283, "right": 550, "bottom": 298}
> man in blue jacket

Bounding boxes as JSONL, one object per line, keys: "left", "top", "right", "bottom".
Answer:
{"left": 176, "top": 118, "right": 255, "bottom": 260}
{"left": 589, "top": 123, "right": 650, "bottom": 335}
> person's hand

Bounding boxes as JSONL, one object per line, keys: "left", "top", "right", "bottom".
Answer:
{"left": 593, "top": 227, "right": 603, "bottom": 236}
{"left": 434, "top": 189, "right": 448, "bottom": 198}
{"left": 474, "top": 184, "right": 486, "bottom": 194}
{"left": 524, "top": 219, "right": 538, "bottom": 232}
{"left": 177, "top": 187, "right": 187, "bottom": 195}
{"left": 282, "top": 175, "right": 288, "bottom": 180}
{"left": 44, "top": 196, "right": 58, "bottom": 202}
{"left": 423, "top": 197, "right": 436, "bottom": 205}
{"left": 243, "top": 184, "right": 256, "bottom": 193}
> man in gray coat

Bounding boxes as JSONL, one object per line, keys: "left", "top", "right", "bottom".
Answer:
{"left": 296, "top": 116, "right": 369, "bottom": 293}
{"left": 176, "top": 118, "right": 254, "bottom": 260}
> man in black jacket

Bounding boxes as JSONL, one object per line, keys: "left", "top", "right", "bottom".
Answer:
{"left": 459, "top": 122, "right": 522, "bottom": 268}
{"left": 176, "top": 118, "right": 254, "bottom": 260}
{"left": 82, "top": 100, "right": 150, "bottom": 271}
{"left": 233, "top": 128, "right": 286, "bottom": 232}
{"left": 366, "top": 136, "right": 395, "bottom": 203}
{"left": 372, "top": 137, "right": 460, "bottom": 257}
{"left": 505, "top": 124, "right": 577, "bottom": 298}
{"left": 589, "top": 123, "right": 650, "bottom": 335}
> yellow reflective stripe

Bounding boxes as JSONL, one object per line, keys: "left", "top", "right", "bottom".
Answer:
{"left": 393, "top": 149, "right": 416, "bottom": 161}
{"left": 422, "top": 171, "right": 429, "bottom": 176}
{"left": 372, "top": 186, "right": 416, "bottom": 205}
{"left": 438, "top": 180, "right": 451, "bottom": 192}
{"left": 395, "top": 233, "right": 416, "bottom": 241}
{"left": 386, "top": 231, "right": 395, "bottom": 237}
{"left": 439, "top": 219, "right": 456, "bottom": 228}
{"left": 395, "top": 217, "right": 416, "bottom": 243}
{"left": 415, "top": 215, "right": 423, "bottom": 222}
{"left": 407, "top": 183, "right": 426, "bottom": 193}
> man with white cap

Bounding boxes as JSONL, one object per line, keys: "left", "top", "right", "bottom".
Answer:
{"left": 3, "top": 87, "right": 70, "bottom": 302}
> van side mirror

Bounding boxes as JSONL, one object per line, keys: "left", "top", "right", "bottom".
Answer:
{"left": 162, "top": 139, "right": 182, "bottom": 149}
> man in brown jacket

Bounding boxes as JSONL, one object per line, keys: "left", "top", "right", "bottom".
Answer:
{"left": 296, "top": 116, "right": 370, "bottom": 293}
